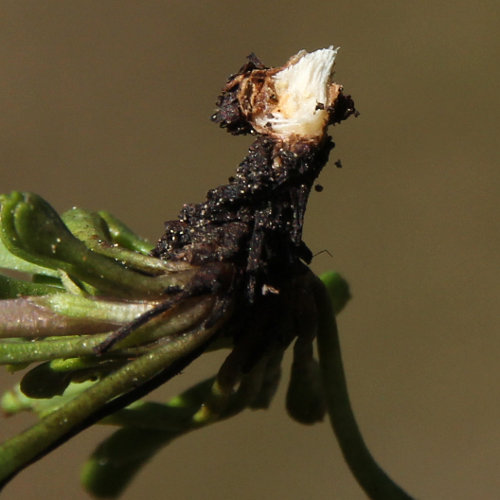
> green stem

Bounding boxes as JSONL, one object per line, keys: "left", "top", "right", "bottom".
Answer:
{"left": 0, "top": 333, "right": 164, "bottom": 365}
{"left": 100, "top": 377, "right": 216, "bottom": 430}
{"left": 0, "top": 295, "right": 215, "bottom": 364}
{"left": 81, "top": 357, "right": 264, "bottom": 498}
{"left": 81, "top": 380, "right": 222, "bottom": 498}
{"left": 0, "top": 334, "right": 109, "bottom": 364}
{"left": 0, "top": 322, "right": 219, "bottom": 488}
{"left": 313, "top": 275, "right": 414, "bottom": 500}
{"left": 97, "top": 210, "right": 154, "bottom": 255}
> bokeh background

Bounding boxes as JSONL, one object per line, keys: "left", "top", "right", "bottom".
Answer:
{"left": 0, "top": 1, "right": 498, "bottom": 499}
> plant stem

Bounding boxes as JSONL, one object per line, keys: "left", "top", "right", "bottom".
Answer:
{"left": 80, "top": 353, "right": 269, "bottom": 498}
{"left": 313, "top": 275, "right": 414, "bottom": 500}
{"left": 0, "top": 322, "right": 219, "bottom": 488}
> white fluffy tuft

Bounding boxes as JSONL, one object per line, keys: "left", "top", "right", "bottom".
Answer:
{"left": 255, "top": 47, "right": 339, "bottom": 138}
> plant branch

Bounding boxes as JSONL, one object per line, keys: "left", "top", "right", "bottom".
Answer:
{"left": 0, "top": 320, "right": 222, "bottom": 489}
{"left": 313, "top": 275, "right": 414, "bottom": 500}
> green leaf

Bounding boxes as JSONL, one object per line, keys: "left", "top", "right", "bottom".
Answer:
{"left": 20, "top": 362, "right": 73, "bottom": 399}
{"left": 98, "top": 211, "right": 154, "bottom": 255}
{"left": 320, "top": 271, "right": 351, "bottom": 315}
{"left": 82, "top": 377, "right": 215, "bottom": 498}
{"left": 82, "top": 427, "right": 176, "bottom": 498}
{"left": 1, "top": 380, "right": 96, "bottom": 417}
{"left": 62, "top": 208, "right": 169, "bottom": 275}
{"left": 0, "top": 273, "right": 61, "bottom": 299}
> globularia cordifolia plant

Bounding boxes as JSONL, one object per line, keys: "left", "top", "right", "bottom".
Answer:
{"left": 0, "top": 47, "right": 413, "bottom": 499}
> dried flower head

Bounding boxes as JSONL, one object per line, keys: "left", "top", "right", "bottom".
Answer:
{"left": 212, "top": 47, "right": 352, "bottom": 146}
{"left": 253, "top": 47, "right": 341, "bottom": 139}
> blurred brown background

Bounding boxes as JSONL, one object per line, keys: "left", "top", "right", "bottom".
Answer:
{"left": 0, "top": 1, "right": 498, "bottom": 499}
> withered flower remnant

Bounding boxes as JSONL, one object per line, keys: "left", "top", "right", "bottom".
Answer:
{"left": 154, "top": 48, "right": 355, "bottom": 309}
{"left": 212, "top": 47, "right": 353, "bottom": 142}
